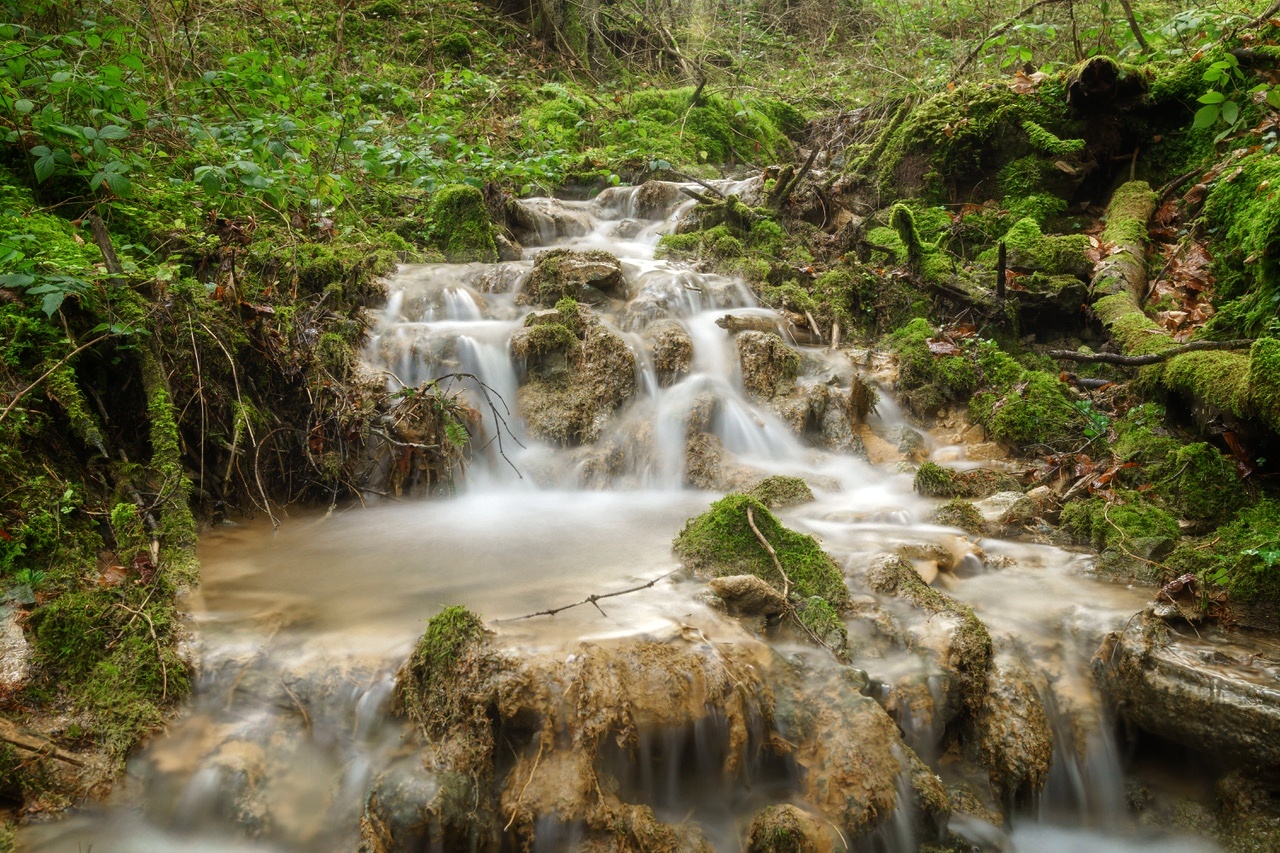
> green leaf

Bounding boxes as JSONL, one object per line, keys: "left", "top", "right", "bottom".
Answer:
{"left": 1197, "top": 90, "right": 1226, "bottom": 105}
{"left": 1221, "top": 100, "right": 1240, "bottom": 126}
{"left": 0, "top": 273, "right": 34, "bottom": 288}
{"left": 41, "top": 290, "right": 64, "bottom": 316}
{"left": 1267, "top": 88, "right": 1280, "bottom": 110}
{"left": 103, "top": 172, "right": 131, "bottom": 197}
{"left": 33, "top": 153, "right": 55, "bottom": 182}
{"left": 14, "top": 98, "right": 32, "bottom": 113}
{"left": 1193, "top": 104, "right": 1221, "bottom": 129}
{"left": 97, "top": 124, "right": 128, "bottom": 140}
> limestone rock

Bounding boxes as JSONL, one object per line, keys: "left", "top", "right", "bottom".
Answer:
{"left": 709, "top": 575, "right": 789, "bottom": 619}
{"left": 737, "top": 331, "right": 800, "bottom": 401}
{"left": 0, "top": 605, "right": 29, "bottom": 694}
{"left": 974, "top": 644, "right": 1053, "bottom": 805}
{"left": 642, "top": 318, "right": 693, "bottom": 386}
{"left": 1093, "top": 614, "right": 1280, "bottom": 769}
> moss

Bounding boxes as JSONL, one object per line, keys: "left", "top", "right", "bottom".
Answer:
{"left": 1162, "top": 350, "right": 1252, "bottom": 421}
{"left": 395, "top": 605, "right": 491, "bottom": 737}
{"left": 673, "top": 494, "right": 850, "bottom": 608}
{"left": 795, "top": 595, "right": 850, "bottom": 661}
{"left": 427, "top": 185, "right": 498, "bottom": 264}
{"left": 138, "top": 343, "right": 198, "bottom": 585}
{"left": 1153, "top": 442, "right": 1246, "bottom": 527}
{"left": 1201, "top": 152, "right": 1280, "bottom": 338}
{"left": 656, "top": 225, "right": 746, "bottom": 261}
{"left": 1059, "top": 492, "right": 1180, "bottom": 554}
{"left": 510, "top": 321, "right": 578, "bottom": 361}
{"left": 366, "top": 0, "right": 401, "bottom": 18}
{"left": 748, "top": 475, "right": 814, "bottom": 508}
{"left": 888, "top": 318, "right": 981, "bottom": 417}
{"left": 1167, "top": 500, "right": 1280, "bottom": 603}
{"left": 1100, "top": 181, "right": 1156, "bottom": 249}
{"left": 932, "top": 499, "right": 984, "bottom": 535}
{"left": 914, "top": 461, "right": 1018, "bottom": 499}
{"left": 0, "top": 820, "right": 14, "bottom": 852}
{"left": 1007, "top": 193, "right": 1067, "bottom": 225}
{"left": 521, "top": 248, "right": 623, "bottom": 306}
{"left": 971, "top": 370, "right": 1077, "bottom": 447}
{"left": 982, "top": 217, "right": 1090, "bottom": 278}
{"left": 1245, "top": 337, "right": 1280, "bottom": 433}
{"left": 436, "top": 32, "right": 473, "bottom": 62}
{"left": 1021, "top": 121, "right": 1085, "bottom": 156}
{"left": 890, "top": 204, "right": 925, "bottom": 265}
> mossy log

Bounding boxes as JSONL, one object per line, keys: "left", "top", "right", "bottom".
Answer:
{"left": 1081, "top": 181, "right": 1280, "bottom": 433}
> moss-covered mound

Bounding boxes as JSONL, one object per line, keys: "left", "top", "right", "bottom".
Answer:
{"left": 749, "top": 475, "right": 815, "bottom": 509}
{"left": 914, "top": 462, "right": 1019, "bottom": 499}
{"left": 673, "top": 494, "right": 849, "bottom": 608}
{"left": 427, "top": 184, "right": 499, "bottom": 263}
{"left": 513, "top": 301, "right": 637, "bottom": 445}
{"left": 518, "top": 248, "right": 626, "bottom": 307}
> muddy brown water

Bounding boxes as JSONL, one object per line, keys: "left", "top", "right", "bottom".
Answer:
{"left": 22, "top": 182, "right": 1221, "bottom": 852}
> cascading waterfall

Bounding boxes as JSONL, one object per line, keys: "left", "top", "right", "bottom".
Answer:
{"left": 21, "top": 181, "right": 1222, "bottom": 852}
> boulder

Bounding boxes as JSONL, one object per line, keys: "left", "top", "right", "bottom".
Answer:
{"left": 709, "top": 575, "right": 789, "bottom": 619}
{"left": 517, "top": 248, "right": 626, "bottom": 306}
{"left": 0, "top": 605, "right": 30, "bottom": 694}
{"left": 973, "top": 644, "right": 1053, "bottom": 806}
{"left": 1093, "top": 613, "right": 1280, "bottom": 769}
{"left": 737, "top": 331, "right": 800, "bottom": 401}
{"left": 642, "top": 318, "right": 693, "bottom": 386}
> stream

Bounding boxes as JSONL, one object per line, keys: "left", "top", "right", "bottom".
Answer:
{"left": 21, "top": 181, "right": 1222, "bottom": 851}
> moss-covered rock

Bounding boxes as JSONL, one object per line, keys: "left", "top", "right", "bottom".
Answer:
{"left": 914, "top": 462, "right": 1019, "bottom": 499}
{"left": 748, "top": 475, "right": 815, "bottom": 509}
{"left": 1153, "top": 442, "right": 1246, "bottom": 528}
{"left": 1166, "top": 499, "right": 1280, "bottom": 605}
{"left": 427, "top": 185, "right": 498, "bottom": 263}
{"left": 515, "top": 307, "right": 637, "bottom": 446}
{"left": 1059, "top": 493, "right": 1180, "bottom": 582}
{"left": 641, "top": 318, "right": 693, "bottom": 386}
{"left": 745, "top": 803, "right": 836, "bottom": 852}
{"left": 932, "top": 499, "right": 985, "bottom": 535}
{"left": 518, "top": 248, "right": 626, "bottom": 307}
{"left": 982, "top": 217, "right": 1091, "bottom": 279}
{"left": 673, "top": 494, "right": 849, "bottom": 608}
{"left": 888, "top": 319, "right": 981, "bottom": 418}
{"left": 969, "top": 370, "right": 1078, "bottom": 447}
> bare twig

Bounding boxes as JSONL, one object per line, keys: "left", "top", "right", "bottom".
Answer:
{"left": 495, "top": 569, "right": 679, "bottom": 622}
{"left": 117, "top": 603, "right": 169, "bottom": 702}
{"left": 0, "top": 719, "right": 86, "bottom": 767}
{"left": 1048, "top": 339, "right": 1254, "bottom": 365}
{"left": 504, "top": 736, "right": 545, "bottom": 831}
{"left": 746, "top": 504, "right": 790, "bottom": 600}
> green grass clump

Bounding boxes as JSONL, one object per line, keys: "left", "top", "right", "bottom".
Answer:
{"left": 395, "top": 605, "right": 491, "bottom": 737}
{"left": 673, "top": 494, "right": 849, "bottom": 608}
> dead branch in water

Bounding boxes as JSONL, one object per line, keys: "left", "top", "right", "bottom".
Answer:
{"left": 495, "top": 569, "right": 680, "bottom": 622}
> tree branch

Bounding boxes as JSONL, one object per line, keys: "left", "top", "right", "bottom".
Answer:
{"left": 1048, "top": 339, "right": 1254, "bottom": 365}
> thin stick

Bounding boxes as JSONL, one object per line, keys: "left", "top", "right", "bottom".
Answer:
{"left": 118, "top": 603, "right": 168, "bottom": 702}
{"left": 495, "top": 569, "right": 678, "bottom": 622}
{"left": 1048, "top": 339, "right": 1254, "bottom": 365}
{"left": 746, "top": 504, "right": 790, "bottom": 600}
{"left": 504, "top": 737, "right": 545, "bottom": 832}
{"left": 0, "top": 719, "right": 86, "bottom": 767}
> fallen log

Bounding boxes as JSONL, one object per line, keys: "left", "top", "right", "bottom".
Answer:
{"left": 1076, "top": 181, "right": 1280, "bottom": 433}
{"left": 0, "top": 718, "right": 86, "bottom": 767}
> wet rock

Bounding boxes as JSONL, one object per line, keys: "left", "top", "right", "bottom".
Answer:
{"left": 517, "top": 248, "right": 627, "bottom": 307}
{"left": 1217, "top": 771, "right": 1280, "bottom": 853}
{"left": 717, "top": 313, "right": 782, "bottom": 335}
{"left": 493, "top": 232, "right": 523, "bottom": 261}
{"left": 930, "top": 499, "right": 985, "bottom": 536}
{"left": 770, "top": 657, "right": 948, "bottom": 844}
{"left": 973, "top": 491, "right": 1038, "bottom": 535}
{"left": 745, "top": 803, "right": 841, "bottom": 851}
{"left": 864, "top": 555, "right": 993, "bottom": 722}
{"left": 973, "top": 644, "right": 1053, "bottom": 806}
{"left": 505, "top": 197, "right": 593, "bottom": 246}
{"left": 633, "top": 180, "right": 685, "bottom": 219}
{"left": 642, "top": 318, "right": 693, "bottom": 386}
{"left": 737, "top": 331, "right": 801, "bottom": 401}
{"left": 772, "top": 382, "right": 866, "bottom": 454}
{"left": 709, "top": 575, "right": 789, "bottom": 619}
{"left": 0, "top": 605, "right": 30, "bottom": 693}
{"left": 1093, "top": 613, "right": 1280, "bottom": 769}
{"left": 515, "top": 307, "right": 638, "bottom": 446}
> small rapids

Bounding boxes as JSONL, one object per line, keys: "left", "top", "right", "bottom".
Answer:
{"left": 22, "top": 182, "right": 1220, "bottom": 852}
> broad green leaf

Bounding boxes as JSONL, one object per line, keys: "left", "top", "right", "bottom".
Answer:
{"left": 1197, "top": 90, "right": 1225, "bottom": 105}
{"left": 1193, "top": 104, "right": 1220, "bottom": 129}
{"left": 14, "top": 98, "right": 32, "bottom": 113}
{"left": 1268, "top": 88, "right": 1280, "bottom": 110}
{"left": 98, "top": 124, "right": 128, "bottom": 140}
{"left": 1221, "top": 100, "right": 1240, "bottom": 125}
{"left": 33, "top": 153, "right": 55, "bottom": 182}
{"left": 0, "top": 273, "right": 34, "bottom": 288}
{"left": 41, "top": 290, "right": 64, "bottom": 317}
{"left": 104, "top": 172, "right": 132, "bottom": 197}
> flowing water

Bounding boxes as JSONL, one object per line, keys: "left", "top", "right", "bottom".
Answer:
{"left": 22, "top": 182, "right": 1221, "bottom": 852}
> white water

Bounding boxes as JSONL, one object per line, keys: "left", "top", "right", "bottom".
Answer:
{"left": 21, "top": 181, "right": 1220, "bottom": 852}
